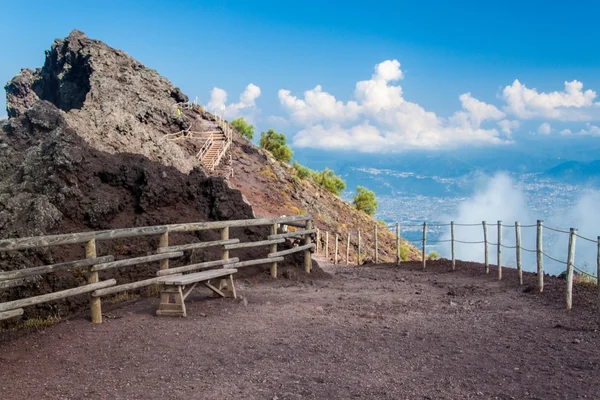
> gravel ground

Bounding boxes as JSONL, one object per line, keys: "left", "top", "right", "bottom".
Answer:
{"left": 1, "top": 258, "right": 599, "bottom": 400}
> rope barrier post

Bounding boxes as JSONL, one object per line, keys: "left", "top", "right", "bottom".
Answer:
{"left": 396, "top": 223, "right": 400, "bottom": 265}
{"left": 597, "top": 236, "right": 600, "bottom": 310}
{"left": 451, "top": 221, "right": 455, "bottom": 271}
{"left": 596, "top": 236, "right": 600, "bottom": 308}
{"left": 422, "top": 222, "right": 427, "bottom": 271}
{"left": 325, "top": 231, "right": 329, "bottom": 260}
{"left": 483, "top": 221, "right": 489, "bottom": 274}
{"left": 537, "top": 220, "right": 544, "bottom": 292}
{"left": 497, "top": 221, "right": 502, "bottom": 280}
{"left": 334, "top": 233, "right": 339, "bottom": 265}
{"left": 566, "top": 228, "right": 577, "bottom": 310}
{"left": 346, "top": 233, "right": 350, "bottom": 266}
{"left": 374, "top": 224, "right": 378, "bottom": 264}
{"left": 515, "top": 222, "right": 523, "bottom": 285}
{"left": 357, "top": 230, "right": 361, "bottom": 265}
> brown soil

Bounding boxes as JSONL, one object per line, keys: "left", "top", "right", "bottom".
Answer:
{"left": 1, "top": 259, "right": 599, "bottom": 400}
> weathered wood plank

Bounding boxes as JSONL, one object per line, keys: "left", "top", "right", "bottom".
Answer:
{"left": 0, "top": 278, "right": 28, "bottom": 290}
{"left": 225, "top": 239, "right": 285, "bottom": 250}
{"left": 156, "top": 258, "right": 240, "bottom": 276}
{"left": 0, "top": 280, "right": 116, "bottom": 313}
{"left": 166, "top": 214, "right": 312, "bottom": 232}
{"left": 0, "top": 308, "right": 24, "bottom": 321}
{"left": 282, "top": 221, "right": 307, "bottom": 228}
{"left": 92, "top": 275, "right": 181, "bottom": 297}
{"left": 268, "top": 244, "right": 315, "bottom": 258}
{"left": 161, "top": 269, "right": 238, "bottom": 286}
{"left": 0, "top": 256, "right": 114, "bottom": 282}
{"left": 231, "top": 257, "right": 284, "bottom": 268}
{"left": 157, "top": 239, "right": 240, "bottom": 253}
{"left": 0, "top": 226, "right": 168, "bottom": 252}
{"left": 268, "top": 229, "right": 316, "bottom": 240}
{"left": 91, "top": 252, "right": 183, "bottom": 272}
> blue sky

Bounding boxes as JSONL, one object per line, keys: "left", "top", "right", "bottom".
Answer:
{"left": 2, "top": 0, "right": 600, "bottom": 156}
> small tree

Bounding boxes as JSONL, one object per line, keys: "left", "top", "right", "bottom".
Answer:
{"left": 259, "top": 129, "right": 293, "bottom": 163}
{"left": 231, "top": 117, "right": 254, "bottom": 140}
{"left": 313, "top": 168, "right": 346, "bottom": 195}
{"left": 353, "top": 186, "right": 378, "bottom": 216}
{"left": 293, "top": 161, "right": 313, "bottom": 179}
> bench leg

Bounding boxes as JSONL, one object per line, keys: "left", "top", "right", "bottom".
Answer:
{"left": 207, "top": 276, "right": 237, "bottom": 299}
{"left": 156, "top": 285, "right": 187, "bottom": 317}
{"left": 212, "top": 278, "right": 228, "bottom": 298}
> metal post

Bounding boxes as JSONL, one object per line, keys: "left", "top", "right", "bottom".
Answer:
{"left": 515, "top": 222, "right": 522, "bottom": 285}
{"left": 451, "top": 221, "right": 455, "bottom": 271}
{"left": 566, "top": 228, "right": 577, "bottom": 310}
{"left": 483, "top": 221, "right": 489, "bottom": 274}
{"left": 497, "top": 221, "right": 502, "bottom": 280}
{"left": 537, "top": 220, "right": 544, "bottom": 292}
{"left": 422, "top": 222, "right": 427, "bottom": 270}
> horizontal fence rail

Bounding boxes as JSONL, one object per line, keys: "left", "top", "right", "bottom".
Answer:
{"left": 0, "top": 215, "right": 314, "bottom": 324}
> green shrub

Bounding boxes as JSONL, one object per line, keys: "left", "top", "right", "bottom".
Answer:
{"left": 231, "top": 117, "right": 254, "bottom": 140}
{"left": 400, "top": 243, "right": 409, "bottom": 261}
{"left": 353, "top": 186, "right": 378, "bottom": 216}
{"left": 260, "top": 129, "right": 293, "bottom": 163}
{"left": 293, "top": 161, "right": 313, "bottom": 179}
{"left": 428, "top": 251, "right": 440, "bottom": 260}
{"left": 313, "top": 168, "right": 346, "bottom": 195}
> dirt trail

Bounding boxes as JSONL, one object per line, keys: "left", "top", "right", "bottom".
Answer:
{"left": 1, "top": 260, "right": 599, "bottom": 400}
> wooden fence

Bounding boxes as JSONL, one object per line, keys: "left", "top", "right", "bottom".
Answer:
{"left": 0, "top": 215, "right": 314, "bottom": 324}
{"left": 315, "top": 220, "right": 600, "bottom": 311}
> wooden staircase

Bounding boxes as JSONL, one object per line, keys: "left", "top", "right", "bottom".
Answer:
{"left": 167, "top": 112, "right": 232, "bottom": 172}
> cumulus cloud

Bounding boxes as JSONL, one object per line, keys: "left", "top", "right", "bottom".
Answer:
{"left": 537, "top": 122, "right": 552, "bottom": 135}
{"left": 560, "top": 128, "right": 572, "bottom": 136}
{"left": 578, "top": 123, "right": 600, "bottom": 136}
{"left": 279, "top": 60, "right": 511, "bottom": 152}
{"left": 502, "top": 79, "right": 597, "bottom": 121}
{"left": 207, "top": 83, "right": 261, "bottom": 121}
{"left": 497, "top": 120, "right": 520, "bottom": 135}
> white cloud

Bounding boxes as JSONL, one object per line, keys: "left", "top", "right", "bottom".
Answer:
{"left": 537, "top": 122, "right": 552, "bottom": 135}
{"left": 502, "top": 79, "right": 597, "bottom": 121}
{"left": 207, "top": 83, "right": 261, "bottom": 121}
{"left": 279, "top": 60, "right": 511, "bottom": 152}
{"left": 497, "top": 120, "right": 520, "bottom": 135}
{"left": 578, "top": 123, "right": 600, "bottom": 136}
{"left": 560, "top": 128, "right": 572, "bottom": 136}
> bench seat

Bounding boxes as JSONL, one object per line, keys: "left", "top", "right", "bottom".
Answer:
{"left": 161, "top": 268, "right": 237, "bottom": 286}
{"left": 156, "top": 268, "right": 238, "bottom": 318}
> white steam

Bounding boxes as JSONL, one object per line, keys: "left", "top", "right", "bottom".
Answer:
{"left": 439, "top": 173, "right": 600, "bottom": 276}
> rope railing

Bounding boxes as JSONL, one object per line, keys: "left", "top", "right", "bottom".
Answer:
{"left": 320, "top": 219, "right": 599, "bottom": 311}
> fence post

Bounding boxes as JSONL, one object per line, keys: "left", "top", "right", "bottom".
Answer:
{"left": 270, "top": 223, "right": 278, "bottom": 278}
{"left": 597, "top": 236, "right": 600, "bottom": 310}
{"left": 374, "top": 224, "right": 378, "bottom": 263}
{"left": 566, "top": 228, "right": 577, "bottom": 310}
{"left": 515, "top": 222, "right": 522, "bottom": 285}
{"left": 159, "top": 232, "right": 169, "bottom": 270}
{"left": 86, "top": 238, "right": 102, "bottom": 324}
{"left": 451, "top": 221, "right": 455, "bottom": 271}
{"left": 316, "top": 228, "right": 320, "bottom": 255}
{"left": 483, "top": 221, "right": 489, "bottom": 274}
{"left": 396, "top": 223, "right": 400, "bottom": 265}
{"left": 357, "top": 230, "right": 361, "bottom": 265}
{"left": 325, "top": 231, "right": 329, "bottom": 259}
{"left": 304, "top": 219, "right": 313, "bottom": 273}
{"left": 334, "top": 233, "right": 339, "bottom": 265}
{"left": 537, "top": 220, "right": 544, "bottom": 292}
{"left": 422, "top": 222, "right": 427, "bottom": 270}
{"left": 497, "top": 221, "right": 502, "bottom": 280}
{"left": 346, "top": 233, "right": 350, "bottom": 266}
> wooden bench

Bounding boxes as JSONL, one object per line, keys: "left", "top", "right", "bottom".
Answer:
{"left": 156, "top": 268, "right": 238, "bottom": 317}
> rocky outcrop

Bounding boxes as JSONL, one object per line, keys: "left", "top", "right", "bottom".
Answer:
{"left": 4, "top": 30, "right": 210, "bottom": 174}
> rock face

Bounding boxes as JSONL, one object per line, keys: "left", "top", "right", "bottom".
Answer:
{"left": 5, "top": 30, "right": 208, "bottom": 174}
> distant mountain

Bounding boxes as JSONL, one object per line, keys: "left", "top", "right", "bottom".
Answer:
{"left": 542, "top": 160, "right": 600, "bottom": 186}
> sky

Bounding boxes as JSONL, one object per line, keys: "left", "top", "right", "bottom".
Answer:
{"left": 2, "top": 0, "right": 600, "bottom": 157}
